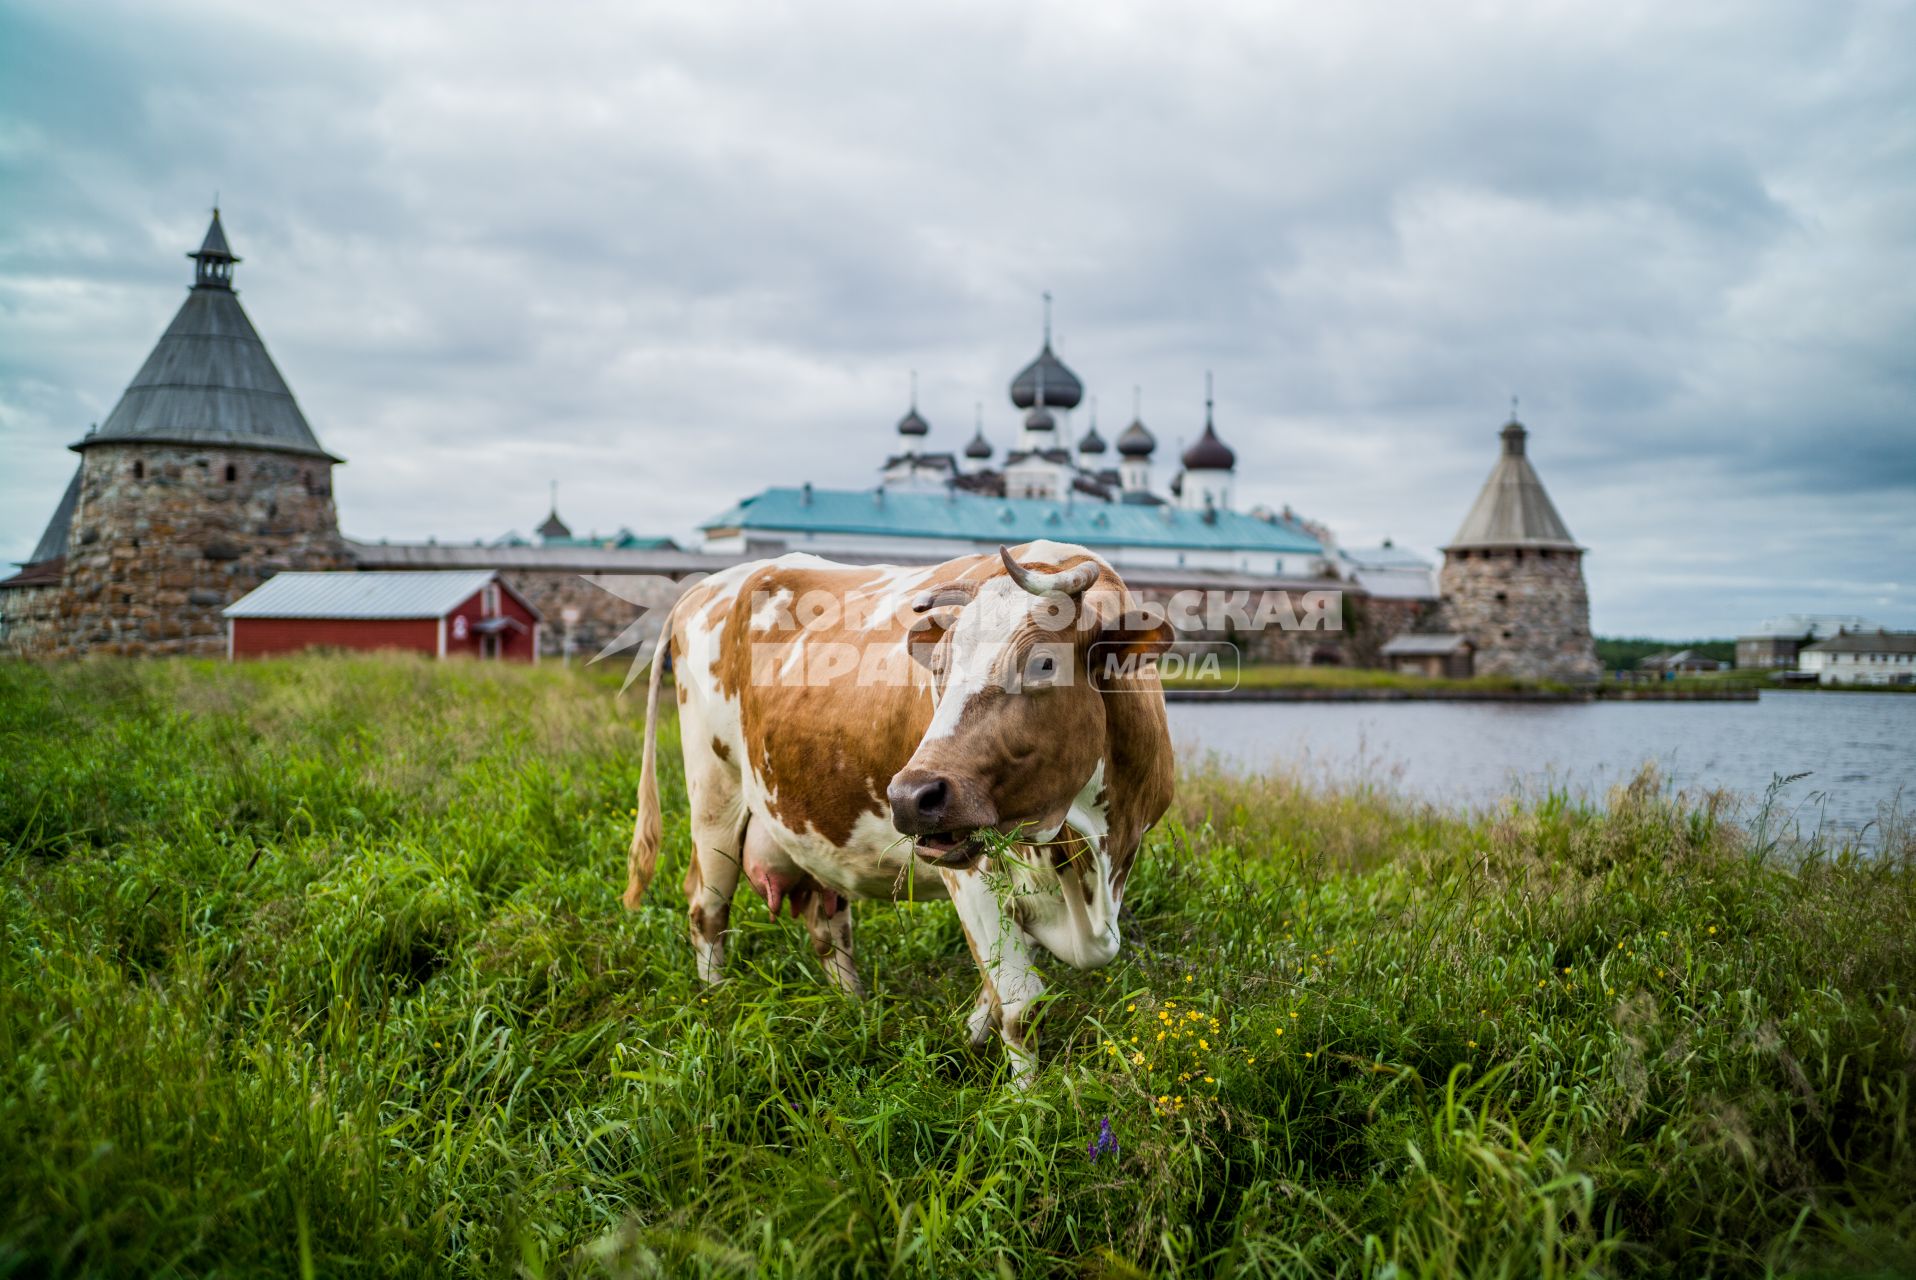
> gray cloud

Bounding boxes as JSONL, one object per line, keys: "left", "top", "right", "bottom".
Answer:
{"left": 3, "top": 0, "right": 1912, "bottom": 636}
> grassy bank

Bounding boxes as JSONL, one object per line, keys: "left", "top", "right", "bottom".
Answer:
{"left": 2, "top": 656, "right": 1913, "bottom": 1277}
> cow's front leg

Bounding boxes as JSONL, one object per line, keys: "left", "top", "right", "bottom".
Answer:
{"left": 942, "top": 866, "right": 1045, "bottom": 1087}
{"left": 965, "top": 987, "right": 998, "bottom": 1049}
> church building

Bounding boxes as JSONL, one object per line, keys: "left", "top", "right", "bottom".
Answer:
{"left": 705, "top": 301, "right": 1332, "bottom": 576}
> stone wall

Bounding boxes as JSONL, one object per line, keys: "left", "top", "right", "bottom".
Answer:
{"left": 494, "top": 569, "right": 690, "bottom": 666}
{"left": 1127, "top": 581, "right": 1443, "bottom": 670}
{"left": 14, "top": 442, "right": 349, "bottom": 658}
{"left": 1439, "top": 546, "right": 1599, "bottom": 681}
{"left": 0, "top": 581, "right": 67, "bottom": 657}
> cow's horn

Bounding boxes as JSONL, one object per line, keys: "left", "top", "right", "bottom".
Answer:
{"left": 910, "top": 581, "right": 979, "bottom": 613}
{"left": 1000, "top": 546, "right": 1100, "bottom": 598}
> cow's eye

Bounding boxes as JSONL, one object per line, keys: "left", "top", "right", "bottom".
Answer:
{"left": 1023, "top": 652, "right": 1060, "bottom": 687}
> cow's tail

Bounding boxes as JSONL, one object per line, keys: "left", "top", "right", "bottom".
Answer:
{"left": 622, "top": 614, "right": 673, "bottom": 910}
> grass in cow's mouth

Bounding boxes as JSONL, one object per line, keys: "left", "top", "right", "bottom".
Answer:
{"left": 3, "top": 654, "right": 1915, "bottom": 1277}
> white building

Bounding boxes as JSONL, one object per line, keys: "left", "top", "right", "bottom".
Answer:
{"left": 1798, "top": 629, "right": 1916, "bottom": 686}
{"left": 1736, "top": 613, "right": 1883, "bottom": 669}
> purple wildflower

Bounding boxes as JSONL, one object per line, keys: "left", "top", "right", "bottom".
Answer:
{"left": 1087, "top": 1115, "right": 1118, "bottom": 1162}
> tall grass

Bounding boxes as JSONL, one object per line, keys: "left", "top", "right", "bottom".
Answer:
{"left": 1, "top": 655, "right": 1912, "bottom": 1277}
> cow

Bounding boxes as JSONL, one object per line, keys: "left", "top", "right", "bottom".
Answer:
{"left": 621, "top": 540, "right": 1175, "bottom": 1083}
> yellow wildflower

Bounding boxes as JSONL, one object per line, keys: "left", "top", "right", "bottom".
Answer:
{"left": 1199, "top": 1038, "right": 1209, "bottom": 1050}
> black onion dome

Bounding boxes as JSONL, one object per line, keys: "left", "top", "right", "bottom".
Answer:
{"left": 1024, "top": 405, "right": 1056, "bottom": 432}
{"left": 1116, "top": 418, "right": 1156, "bottom": 457}
{"left": 1181, "top": 421, "right": 1236, "bottom": 470}
{"left": 1009, "top": 345, "right": 1084, "bottom": 410}
{"left": 964, "top": 427, "right": 992, "bottom": 459}
{"left": 1077, "top": 424, "right": 1107, "bottom": 454}
{"left": 896, "top": 406, "right": 929, "bottom": 436}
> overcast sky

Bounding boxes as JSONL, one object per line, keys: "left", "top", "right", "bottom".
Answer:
{"left": 2, "top": 0, "right": 1911, "bottom": 636}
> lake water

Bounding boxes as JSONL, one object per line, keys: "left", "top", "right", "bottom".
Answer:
{"left": 1167, "top": 691, "right": 1916, "bottom": 843}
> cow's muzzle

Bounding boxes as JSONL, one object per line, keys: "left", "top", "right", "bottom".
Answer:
{"left": 888, "top": 769, "right": 996, "bottom": 865}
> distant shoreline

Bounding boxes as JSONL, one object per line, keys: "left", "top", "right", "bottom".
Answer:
{"left": 1162, "top": 685, "right": 1760, "bottom": 703}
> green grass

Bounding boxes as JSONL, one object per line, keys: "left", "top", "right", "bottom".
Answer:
{"left": 2, "top": 654, "right": 1914, "bottom": 1277}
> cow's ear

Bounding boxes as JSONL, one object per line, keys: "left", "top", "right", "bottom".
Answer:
{"left": 906, "top": 580, "right": 973, "bottom": 668}
{"left": 1102, "top": 617, "right": 1175, "bottom": 660}
{"left": 1086, "top": 588, "right": 1175, "bottom": 677}
{"left": 907, "top": 625, "right": 948, "bottom": 669}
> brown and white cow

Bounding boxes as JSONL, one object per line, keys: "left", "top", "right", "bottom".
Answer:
{"left": 621, "top": 540, "right": 1175, "bottom": 1083}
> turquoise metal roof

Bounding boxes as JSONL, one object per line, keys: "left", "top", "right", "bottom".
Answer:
{"left": 703, "top": 487, "right": 1324, "bottom": 555}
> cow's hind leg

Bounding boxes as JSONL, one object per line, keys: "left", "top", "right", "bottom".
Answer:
{"left": 682, "top": 749, "right": 746, "bottom": 985}
{"left": 684, "top": 840, "right": 742, "bottom": 985}
{"left": 798, "top": 886, "right": 864, "bottom": 999}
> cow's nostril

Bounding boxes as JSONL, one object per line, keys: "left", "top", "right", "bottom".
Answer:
{"left": 889, "top": 772, "right": 953, "bottom": 834}
{"left": 914, "top": 777, "right": 948, "bottom": 822}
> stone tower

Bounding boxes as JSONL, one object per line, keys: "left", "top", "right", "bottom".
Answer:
{"left": 0, "top": 210, "right": 348, "bottom": 657}
{"left": 1439, "top": 413, "right": 1600, "bottom": 681}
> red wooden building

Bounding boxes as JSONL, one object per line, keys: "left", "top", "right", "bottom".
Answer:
{"left": 223, "top": 570, "right": 542, "bottom": 661}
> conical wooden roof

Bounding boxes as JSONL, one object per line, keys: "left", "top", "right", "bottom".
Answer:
{"left": 74, "top": 213, "right": 339, "bottom": 462}
{"left": 1446, "top": 418, "right": 1579, "bottom": 550}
